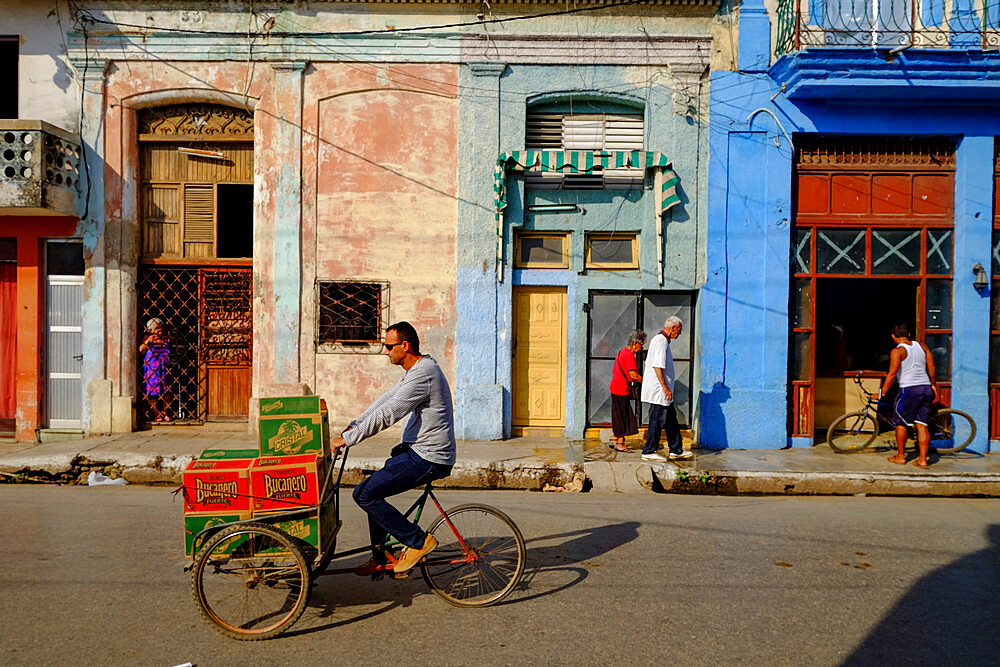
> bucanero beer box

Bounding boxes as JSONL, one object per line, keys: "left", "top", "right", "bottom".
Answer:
{"left": 257, "top": 396, "right": 331, "bottom": 458}
{"left": 248, "top": 454, "right": 327, "bottom": 512}
{"left": 184, "top": 512, "right": 251, "bottom": 558}
{"left": 198, "top": 447, "right": 261, "bottom": 460}
{"left": 182, "top": 458, "right": 254, "bottom": 514}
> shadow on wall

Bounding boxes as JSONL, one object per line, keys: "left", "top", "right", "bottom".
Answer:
{"left": 843, "top": 524, "right": 1000, "bottom": 665}
{"left": 698, "top": 381, "right": 730, "bottom": 449}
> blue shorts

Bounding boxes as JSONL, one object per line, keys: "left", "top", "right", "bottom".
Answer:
{"left": 893, "top": 385, "right": 934, "bottom": 427}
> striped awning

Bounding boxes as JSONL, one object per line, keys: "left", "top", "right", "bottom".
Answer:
{"left": 494, "top": 150, "right": 681, "bottom": 217}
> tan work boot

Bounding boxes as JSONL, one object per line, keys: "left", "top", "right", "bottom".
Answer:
{"left": 393, "top": 534, "right": 438, "bottom": 574}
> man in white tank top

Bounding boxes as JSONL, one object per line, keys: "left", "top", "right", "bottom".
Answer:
{"left": 879, "top": 324, "right": 938, "bottom": 468}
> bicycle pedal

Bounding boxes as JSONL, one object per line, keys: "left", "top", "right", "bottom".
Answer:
{"left": 389, "top": 570, "right": 410, "bottom": 580}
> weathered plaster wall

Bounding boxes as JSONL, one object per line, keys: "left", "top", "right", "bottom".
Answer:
{"left": 303, "top": 63, "right": 459, "bottom": 430}
{"left": 63, "top": 1, "right": 722, "bottom": 439}
{"left": 457, "top": 62, "right": 710, "bottom": 439}
{"left": 704, "top": 0, "right": 997, "bottom": 451}
{"left": 0, "top": 0, "right": 79, "bottom": 131}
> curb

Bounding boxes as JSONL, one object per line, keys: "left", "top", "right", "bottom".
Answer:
{"left": 651, "top": 466, "right": 1000, "bottom": 497}
{"left": 0, "top": 452, "right": 585, "bottom": 491}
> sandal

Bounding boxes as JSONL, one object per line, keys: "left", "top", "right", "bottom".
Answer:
{"left": 609, "top": 442, "right": 632, "bottom": 453}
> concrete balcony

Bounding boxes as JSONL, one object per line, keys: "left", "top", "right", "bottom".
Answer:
{"left": 0, "top": 121, "right": 82, "bottom": 218}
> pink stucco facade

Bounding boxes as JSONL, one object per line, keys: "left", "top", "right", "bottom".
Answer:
{"left": 94, "top": 59, "right": 457, "bottom": 431}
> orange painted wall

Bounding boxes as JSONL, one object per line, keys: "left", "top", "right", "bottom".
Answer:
{"left": 0, "top": 216, "right": 79, "bottom": 441}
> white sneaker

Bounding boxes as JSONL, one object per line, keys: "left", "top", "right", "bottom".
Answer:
{"left": 641, "top": 452, "right": 667, "bottom": 462}
{"left": 668, "top": 451, "right": 694, "bottom": 460}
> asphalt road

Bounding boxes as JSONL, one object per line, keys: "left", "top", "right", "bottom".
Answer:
{"left": 1, "top": 485, "right": 997, "bottom": 666}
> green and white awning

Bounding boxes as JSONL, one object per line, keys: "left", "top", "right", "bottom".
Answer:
{"left": 494, "top": 150, "right": 680, "bottom": 216}
{"left": 493, "top": 150, "right": 681, "bottom": 284}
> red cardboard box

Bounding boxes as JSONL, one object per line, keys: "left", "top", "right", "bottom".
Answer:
{"left": 249, "top": 454, "right": 326, "bottom": 512}
{"left": 182, "top": 458, "right": 254, "bottom": 514}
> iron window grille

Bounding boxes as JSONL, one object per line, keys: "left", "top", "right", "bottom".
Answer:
{"left": 316, "top": 280, "right": 389, "bottom": 353}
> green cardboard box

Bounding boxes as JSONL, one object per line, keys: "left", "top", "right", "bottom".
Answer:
{"left": 258, "top": 396, "right": 323, "bottom": 417}
{"left": 252, "top": 496, "right": 339, "bottom": 556}
{"left": 257, "top": 395, "right": 331, "bottom": 458}
{"left": 184, "top": 512, "right": 251, "bottom": 558}
{"left": 198, "top": 448, "right": 260, "bottom": 460}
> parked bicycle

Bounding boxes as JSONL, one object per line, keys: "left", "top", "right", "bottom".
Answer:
{"left": 186, "top": 448, "right": 526, "bottom": 640}
{"left": 825, "top": 371, "right": 976, "bottom": 454}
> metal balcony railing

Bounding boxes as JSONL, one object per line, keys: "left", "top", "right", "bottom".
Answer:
{"left": 0, "top": 121, "right": 82, "bottom": 218}
{"left": 775, "top": 0, "right": 1000, "bottom": 56}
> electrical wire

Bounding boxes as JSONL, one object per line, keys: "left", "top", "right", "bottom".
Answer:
{"left": 74, "top": 1, "right": 649, "bottom": 39}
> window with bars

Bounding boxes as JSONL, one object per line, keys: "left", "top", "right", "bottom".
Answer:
{"left": 524, "top": 111, "right": 644, "bottom": 190}
{"left": 316, "top": 280, "right": 389, "bottom": 352}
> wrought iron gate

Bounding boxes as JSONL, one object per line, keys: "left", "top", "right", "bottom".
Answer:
{"left": 137, "top": 266, "right": 252, "bottom": 423}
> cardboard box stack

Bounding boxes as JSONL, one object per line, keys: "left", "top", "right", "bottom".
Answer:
{"left": 184, "top": 396, "right": 335, "bottom": 557}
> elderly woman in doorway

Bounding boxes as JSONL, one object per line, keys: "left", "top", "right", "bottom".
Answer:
{"left": 140, "top": 317, "right": 173, "bottom": 423}
{"left": 608, "top": 329, "right": 646, "bottom": 452}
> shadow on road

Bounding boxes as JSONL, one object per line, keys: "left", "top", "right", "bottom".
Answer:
{"left": 512, "top": 520, "right": 641, "bottom": 605}
{"left": 843, "top": 524, "right": 1000, "bottom": 666}
{"left": 282, "top": 520, "right": 641, "bottom": 637}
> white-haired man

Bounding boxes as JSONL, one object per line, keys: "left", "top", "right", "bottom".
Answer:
{"left": 640, "top": 316, "right": 691, "bottom": 462}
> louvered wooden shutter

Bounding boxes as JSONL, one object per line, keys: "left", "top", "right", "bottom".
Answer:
{"left": 183, "top": 184, "right": 215, "bottom": 258}
{"left": 603, "top": 114, "right": 644, "bottom": 189}
{"left": 523, "top": 112, "right": 644, "bottom": 190}
{"left": 525, "top": 113, "right": 563, "bottom": 148}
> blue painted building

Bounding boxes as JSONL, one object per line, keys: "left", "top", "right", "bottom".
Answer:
{"left": 703, "top": 0, "right": 999, "bottom": 451}
{"left": 456, "top": 43, "right": 715, "bottom": 440}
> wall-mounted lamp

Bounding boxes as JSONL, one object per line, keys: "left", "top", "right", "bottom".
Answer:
{"left": 526, "top": 204, "right": 580, "bottom": 213}
{"left": 973, "top": 262, "right": 989, "bottom": 290}
{"left": 177, "top": 146, "right": 226, "bottom": 160}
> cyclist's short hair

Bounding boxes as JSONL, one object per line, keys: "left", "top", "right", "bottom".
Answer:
{"left": 387, "top": 321, "right": 421, "bottom": 355}
{"left": 891, "top": 324, "right": 910, "bottom": 339}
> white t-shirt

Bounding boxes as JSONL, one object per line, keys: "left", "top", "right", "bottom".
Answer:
{"left": 640, "top": 332, "right": 675, "bottom": 406}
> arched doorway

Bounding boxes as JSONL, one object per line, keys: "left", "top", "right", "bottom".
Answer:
{"left": 136, "top": 103, "right": 254, "bottom": 424}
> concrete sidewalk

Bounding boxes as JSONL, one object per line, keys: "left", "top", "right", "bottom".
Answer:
{"left": 1, "top": 425, "right": 998, "bottom": 496}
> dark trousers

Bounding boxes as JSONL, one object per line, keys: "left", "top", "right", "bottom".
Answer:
{"left": 643, "top": 403, "right": 682, "bottom": 455}
{"left": 352, "top": 445, "right": 452, "bottom": 559}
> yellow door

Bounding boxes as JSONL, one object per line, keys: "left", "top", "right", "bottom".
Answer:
{"left": 512, "top": 287, "right": 567, "bottom": 431}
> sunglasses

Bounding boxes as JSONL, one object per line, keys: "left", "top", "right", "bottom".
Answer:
{"left": 384, "top": 342, "right": 404, "bottom": 351}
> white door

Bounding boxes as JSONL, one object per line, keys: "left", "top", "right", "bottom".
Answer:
{"left": 45, "top": 241, "right": 84, "bottom": 429}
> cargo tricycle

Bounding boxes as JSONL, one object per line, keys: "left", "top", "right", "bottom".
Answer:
{"left": 184, "top": 449, "right": 526, "bottom": 640}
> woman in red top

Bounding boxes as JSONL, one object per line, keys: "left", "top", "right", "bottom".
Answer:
{"left": 608, "top": 330, "right": 646, "bottom": 452}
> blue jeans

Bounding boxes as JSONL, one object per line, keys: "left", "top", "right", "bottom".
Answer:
{"left": 643, "top": 403, "right": 682, "bottom": 455}
{"left": 352, "top": 445, "right": 452, "bottom": 559}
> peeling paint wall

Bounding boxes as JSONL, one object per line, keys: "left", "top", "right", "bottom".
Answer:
{"left": 303, "top": 64, "right": 459, "bottom": 430}
{"left": 49, "top": 1, "right": 726, "bottom": 442}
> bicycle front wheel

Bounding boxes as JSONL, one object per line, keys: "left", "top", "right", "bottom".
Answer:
{"left": 929, "top": 408, "right": 977, "bottom": 454}
{"left": 192, "top": 521, "right": 312, "bottom": 640}
{"left": 826, "top": 411, "right": 879, "bottom": 453}
{"left": 421, "top": 504, "right": 526, "bottom": 608}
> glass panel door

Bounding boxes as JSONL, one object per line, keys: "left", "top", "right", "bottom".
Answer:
{"left": 586, "top": 291, "right": 695, "bottom": 427}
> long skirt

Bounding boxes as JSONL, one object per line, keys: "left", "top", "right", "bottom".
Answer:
{"left": 610, "top": 394, "right": 639, "bottom": 437}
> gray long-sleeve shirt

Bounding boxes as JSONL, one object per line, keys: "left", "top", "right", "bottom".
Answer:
{"left": 342, "top": 355, "right": 456, "bottom": 466}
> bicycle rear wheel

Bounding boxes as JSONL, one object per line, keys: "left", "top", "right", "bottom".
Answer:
{"left": 192, "top": 521, "right": 312, "bottom": 640}
{"left": 826, "top": 411, "right": 880, "bottom": 453}
{"left": 421, "top": 504, "right": 526, "bottom": 608}
{"left": 929, "top": 408, "right": 976, "bottom": 454}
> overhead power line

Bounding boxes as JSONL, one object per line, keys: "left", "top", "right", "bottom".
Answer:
{"left": 74, "top": 1, "right": 647, "bottom": 38}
